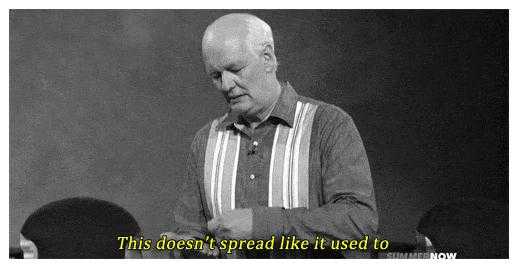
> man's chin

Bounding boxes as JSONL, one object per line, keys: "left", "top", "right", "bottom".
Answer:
{"left": 229, "top": 103, "right": 250, "bottom": 115}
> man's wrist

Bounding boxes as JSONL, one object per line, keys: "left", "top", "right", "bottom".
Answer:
{"left": 251, "top": 207, "right": 286, "bottom": 239}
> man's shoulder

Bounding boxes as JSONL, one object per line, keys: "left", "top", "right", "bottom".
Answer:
{"left": 193, "top": 122, "right": 212, "bottom": 141}
{"left": 298, "top": 95, "right": 363, "bottom": 148}
{"left": 298, "top": 95, "right": 354, "bottom": 125}
{"left": 190, "top": 114, "right": 227, "bottom": 150}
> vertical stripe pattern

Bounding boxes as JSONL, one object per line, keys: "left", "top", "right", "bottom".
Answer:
{"left": 204, "top": 119, "right": 241, "bottom": 218}
{"left": 203, "top": 101, "right": 318, "bottom": 219}
{"left": 268, "top": 101, "right": 318, "bottom": 209}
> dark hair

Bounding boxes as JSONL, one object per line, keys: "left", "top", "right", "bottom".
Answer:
{"left": 417, "top": 198, "right": 508, "bottom": 258}
{"left": 21, "top": 197, "right": 141, "bottom": 258}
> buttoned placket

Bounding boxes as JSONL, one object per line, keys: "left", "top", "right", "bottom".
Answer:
{"left": 232, "top": 120, "right": 277, "bottom": 208}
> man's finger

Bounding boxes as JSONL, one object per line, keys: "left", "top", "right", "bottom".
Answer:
{"left": 160, "top": 232, "right": 195, "bottom": 241}
{"left": 207, "top": 246, "right": 220, "bottom": 257}
{"left": 200, "top": 243, "right": 219, "bottom": 257}
{"left": 212, "top": 227, "right": 232, "bottom": 240}
{"left": 162, "top": 232, "right": 218, "bottom": 258}
{"left": 207, "top": 217, "right": 221, "bottom": 233}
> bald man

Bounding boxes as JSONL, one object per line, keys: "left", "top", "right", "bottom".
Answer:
{"left": 164, "top": 13, "right": 378, "bottom": 258}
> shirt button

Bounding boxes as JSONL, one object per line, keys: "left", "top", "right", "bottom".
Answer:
{"left": 249, "top": 174, "right": 256, "bottom": 180}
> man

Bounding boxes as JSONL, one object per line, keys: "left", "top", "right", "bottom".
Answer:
{"left": 20, "top": 197, "right": 143, "bottom": 258}
{"left": 165, "top": 13, "right": 377, "bottom": 258}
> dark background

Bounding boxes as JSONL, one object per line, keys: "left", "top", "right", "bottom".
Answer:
{"left": 10, "top": 10, "right": 508, "bottom": 251}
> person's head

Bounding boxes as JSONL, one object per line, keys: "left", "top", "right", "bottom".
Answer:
{"left": 202, "top": 13, "right": 281, "bottom": 122}
{"left": 417, "top": 198, "right": 508, "bottom": 258}
{"left": 20, "top": 197, "right": 142, "bottom": 259}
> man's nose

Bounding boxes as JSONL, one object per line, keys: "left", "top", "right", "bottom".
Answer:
{"left": 220, "top": 71, "right": 236, "bottom": 92}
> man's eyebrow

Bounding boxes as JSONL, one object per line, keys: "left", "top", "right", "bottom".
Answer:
{"left": 207, "top": 60, "right": 245, "bottom": 74}
{"left": 223, "top": 61, "right": 245, "bottom": 69}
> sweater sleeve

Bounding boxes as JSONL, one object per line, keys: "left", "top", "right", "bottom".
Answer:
{"left": 171, "top": 130, "right": 210, "bottom": 240}
{"left": 251, "top": 106, "right": 378, "bottom": 243}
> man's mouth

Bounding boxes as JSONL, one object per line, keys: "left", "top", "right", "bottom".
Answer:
{"left": 229, "top": 94, "right": 245, "bottom": 103}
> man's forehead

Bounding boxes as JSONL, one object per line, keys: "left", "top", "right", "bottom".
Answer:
{"left": 203, "top": 38, "right": 251, "bottom": 70}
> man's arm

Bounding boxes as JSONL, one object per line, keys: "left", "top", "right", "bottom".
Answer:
{"left": 170, "top": 150, "right": 208, "bottom": 239}
{"left": 250, "top": 107, "right": 378, "bottom": 241}
{"left": 165, "top": 138, "right": 220, "bottom": 257}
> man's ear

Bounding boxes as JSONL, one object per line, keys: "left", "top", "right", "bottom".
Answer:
{"left": 262, "top": 44, "right": 277, "bottom": 73}
{"left": 20, "top": 234, "right": 38, "bottom": 259}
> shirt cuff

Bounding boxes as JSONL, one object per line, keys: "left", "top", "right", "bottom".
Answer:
{"left": 251, "top": 207, "right": 286, "bottom": 239}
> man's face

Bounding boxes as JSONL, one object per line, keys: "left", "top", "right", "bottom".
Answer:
{"left": 203, "top": 37, "right": 272, "bottom": 119}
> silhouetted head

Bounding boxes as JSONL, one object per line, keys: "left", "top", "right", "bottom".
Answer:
{"left": 417, "top": 198, "right": 508, "bottom": 258}
{"left": 20, "top": 197, "right": 142, "bottom": 259}
{"left": 202, "top": 13, "right": 281, "bottom": 123}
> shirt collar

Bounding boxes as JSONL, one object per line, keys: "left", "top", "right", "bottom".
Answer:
{"left": 269, "top": 81, "right": 298, "bottom": 127}
{"left": 217, "top": 81, "right": 299, "bottom": 131}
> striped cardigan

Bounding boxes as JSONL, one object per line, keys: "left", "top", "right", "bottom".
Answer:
{"left": 172, "top": 83, "right": 377, "bottom": 258}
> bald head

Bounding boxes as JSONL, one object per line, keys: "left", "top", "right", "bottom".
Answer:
{"left": 201, "top": 14, "right": 281, "bottom": 124}
{"left": 202, "top": 13, "right": 275, "bottom": 60}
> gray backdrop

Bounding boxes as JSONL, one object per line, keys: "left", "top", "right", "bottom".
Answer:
{"left": 10, "top": 10, "right": 508, "bottom": 249}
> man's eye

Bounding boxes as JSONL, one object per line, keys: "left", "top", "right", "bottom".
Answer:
{"left": 211, "top": 73, "right": 221, "bottom": 80}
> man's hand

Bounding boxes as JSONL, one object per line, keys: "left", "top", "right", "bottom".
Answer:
{"left": 207, "top": 208, "right": 253, "bottom": 239}
{"left": 160, "top": 232, "right": 219, "bottom": 258}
